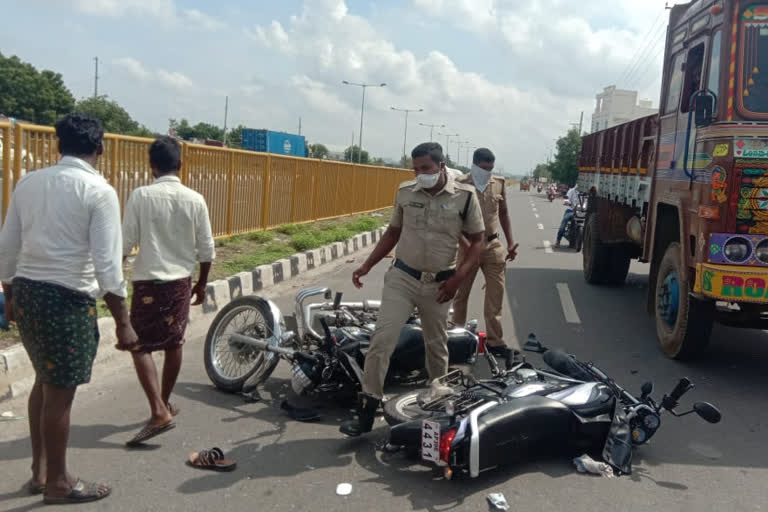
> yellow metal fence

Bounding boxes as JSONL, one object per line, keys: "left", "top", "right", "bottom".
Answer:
{"left": 0, "top": 122, "right": 412, "bottom": 236}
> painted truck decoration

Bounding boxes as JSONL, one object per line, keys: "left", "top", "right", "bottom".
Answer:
{"left": 578, "top": 0, "right": 768, "bottom": 360}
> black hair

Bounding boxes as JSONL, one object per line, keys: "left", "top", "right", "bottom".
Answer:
{"left": 55, "top": 113, "right": 104, "bottom": 156}
{"left": 411, "top": 142, "right": 444, "bottom": 165}
{"left": 473, "top": 147, "right": 495, "bottom": 164}
{"left": 149, "top": 136, "right": 182, "bottom": 173}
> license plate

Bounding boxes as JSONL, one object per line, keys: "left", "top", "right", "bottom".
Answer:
{"left": 421, "top": 419, "right": 440, "bottom": 463}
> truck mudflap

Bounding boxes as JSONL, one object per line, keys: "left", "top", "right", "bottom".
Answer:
{"left": 694, "top": 263, "right": 768, "bottom": 303}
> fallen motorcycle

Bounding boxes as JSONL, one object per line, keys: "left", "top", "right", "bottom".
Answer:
{"left": 203, "top": 286, "right": 481, "bottom": 399}
{"left": 384, "top": 335, "right": 721, "bottom": 480}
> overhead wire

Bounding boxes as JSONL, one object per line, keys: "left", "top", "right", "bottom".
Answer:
{"left": 617, "top": 8, "right": 666, "bottom": 85}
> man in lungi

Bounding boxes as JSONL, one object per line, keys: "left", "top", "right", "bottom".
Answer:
{"left": 122, "top": 136, "right": 215, "bottom": 445}
{"left": 0, "top": 113, "right": 136, "bottom": 504}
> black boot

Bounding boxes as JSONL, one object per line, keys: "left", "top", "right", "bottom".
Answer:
{"left": 340, "top": 393, "right": 380, "bottom": 437}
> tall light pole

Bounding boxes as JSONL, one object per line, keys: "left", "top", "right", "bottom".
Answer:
{"left": 438, "top": 132, "right": 459, "bottom": 163}
{"left": 391, "top": 107, "right": 423, "bottom": 165}
{"left": 342, "top": 80, "right": 387, "bottom": 163}
{"left": 419, "top": 122, "right": 445, "bottom": 142}
{"left": 457, "top": 141, "right": 471, "bottom": 168}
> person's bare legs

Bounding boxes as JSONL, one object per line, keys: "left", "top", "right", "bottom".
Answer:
{"left": 131, "top": 352, "right": 172, "bottom": 426}
{"left": 160, "top": 347, "right": 183, "bottom": 411}
{"left": 42, "top": 384, "right": 109, "bottom": 499}
{"left": 28, "top": 378, "right": 46, "bottom": 488}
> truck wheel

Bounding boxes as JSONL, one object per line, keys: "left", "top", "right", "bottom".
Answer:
{"left": 583, "top": 214, "right": 609, "bottom": 284}
{"left": 605, "top": 244, "right": 631, "bottom": 286}
{"left": 654, "top": 243, "right": 715, "bottom": 360}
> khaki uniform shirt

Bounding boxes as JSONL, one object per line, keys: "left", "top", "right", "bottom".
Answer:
{"left": 390, "top": 176, "right": 484, "bottom": 272}
{"left": 458, "top": 174, "right": 506, "bottom": 243}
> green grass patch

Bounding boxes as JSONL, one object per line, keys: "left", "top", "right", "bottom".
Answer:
{"left": 276, "top": 223, "right": 309, "bottom": 236}
{"left": 247, "top": 230, "right": 274, "bottom": 243}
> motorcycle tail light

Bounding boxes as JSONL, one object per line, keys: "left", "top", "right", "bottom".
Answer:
{"left": 478, "top": 332, "right": 487, "bottom": 354}
{"left": 439, "top": 428, "right": 458, "bottom": 464}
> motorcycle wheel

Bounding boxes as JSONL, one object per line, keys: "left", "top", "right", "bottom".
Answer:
{"left": 203, "top": 296, "right": 281, "bottom": 392}
{"left": 383, "top": 390, "right": 443, "bottom": 426}
{"left": 575, "top": 225, "right": 584, "bottom": 252}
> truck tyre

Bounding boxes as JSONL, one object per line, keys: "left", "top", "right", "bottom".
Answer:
{"left": 583, "top": 214, "right": 610, "bottom": 284}
{"left": 654, "top": 243, "right": 715, "bottom": 360}
{"left": 605, "top": 244, "right": 631, "bottom": 286}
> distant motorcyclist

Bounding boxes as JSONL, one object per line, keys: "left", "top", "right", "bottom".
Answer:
{"left": 555, "top": 183, "right": 580, "bottom": 248}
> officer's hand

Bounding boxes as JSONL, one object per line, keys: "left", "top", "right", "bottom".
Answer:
{"left": 437, "top": 275, "right": 462, "bottom": 303}
{"left": 352, "top": 264, "right": 371, "bottom": 289}
{"left": 506, "top": 243, "right": 519, "bottom": 262}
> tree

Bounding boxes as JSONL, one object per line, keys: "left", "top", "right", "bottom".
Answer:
{"left": 550, "top": 128, "right": 582, "bottom": 186}
{"left": 168, "top": 118, "right": 224, "bottom": 142}
{"left": 75, "top": 95, "right": 154, "bottom": 136}
{"left": 310, "top": 143, "right": 329, "bottom": 159}
{"left": 0, "top": 52, "right": 75, "bottom": 125}
{"left": 344, "top": 145, "right": 370, "bottom": 164}
{"left": 226, "top": 125, "right": 246, "bottom": 149}
{"left": 533, "top": 163, "right": 551, "bottom": 180}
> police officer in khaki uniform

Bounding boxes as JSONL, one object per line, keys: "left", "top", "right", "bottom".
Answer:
{"left": 452, "top": 148, "right": 518, "bottom": 357}
{"left": 340, "top": 142, "right": 486, "bottom": 437}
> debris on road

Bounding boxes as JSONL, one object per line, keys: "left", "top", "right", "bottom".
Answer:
{"left": 336, "top": 483, "right": 352, "bottom": 496}
{"left": 487, "top": 492, "right": 510, "bottom": 510}
{"left": 573, "top": 454, "right": 615, "bottom": 478}
{"left": 0, "top": 411, "right": 25, "bottom": 421}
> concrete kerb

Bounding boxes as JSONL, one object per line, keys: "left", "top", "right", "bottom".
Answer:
{"left": 0, "top": 225, "right": 388, "bottom": 402}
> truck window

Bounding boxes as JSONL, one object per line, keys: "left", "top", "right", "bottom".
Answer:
{"left": 708, "top": 30, "right": 722, "bottom": 100}
{"left": 664, "top": 53, "right": 684, "bottom": 114}
{"left": 681, "top": 43, "right": 705, "bottom": 113}
{"left": 741, "top": 5, "right": 768, "bottom": 114}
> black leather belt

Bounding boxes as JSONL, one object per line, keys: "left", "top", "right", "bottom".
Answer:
{"left": 487, "top": 233, "right": 499, "bottom": 242}
{"left": 394, "top": 259, "right": 455, "bottom": 283}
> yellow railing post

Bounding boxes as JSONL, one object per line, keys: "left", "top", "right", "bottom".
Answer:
{"left": 180, "top": 142, "right": 190, "bottom": 185}
{"left": 1, "top": 124, "right": 11, "bottom": 222}
{"left": 290, "top": 159, "right": 300, "bottom": 223}
{"left": 109, "top": 136, "right": 119, "bottom": 189}
{"left": 225, "top": 152, "right": 235, "bottom": 236}
{"left": 13, "top": 124, "right": 24, "bottom": 187}
{"left": 261, "top": 154, "right": 273, "bottom": 229}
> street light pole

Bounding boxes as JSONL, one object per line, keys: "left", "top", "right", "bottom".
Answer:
{"left": 438, "top": 132, "right": 459, "bottom": 163}
{"left": 419, "top": 122, "right": 445, "bottom": 142}
{"left": 391, "top": 107, "right": 423, "bottom": 165}
{"left": 342, "top": 80, "right": 387, "bottom": 163}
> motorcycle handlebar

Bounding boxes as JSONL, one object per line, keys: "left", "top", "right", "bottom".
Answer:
{"left": 669, "top": 377, "right": 693, "bottom": 401}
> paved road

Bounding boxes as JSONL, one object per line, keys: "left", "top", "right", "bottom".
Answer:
{"left": 1, "top": 188, "right": 766, "bottom": 511}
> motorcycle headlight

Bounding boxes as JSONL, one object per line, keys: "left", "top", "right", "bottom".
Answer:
{"left": 756, "top": 240, "right": 768, "bottom": 264}
{"left": 291, "top": 361, "right": 317, "bottom": 396}
{"left": 724, "top": 237, "right": 752, "bottom": 262}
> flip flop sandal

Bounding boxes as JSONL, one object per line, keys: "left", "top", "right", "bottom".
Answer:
{"left": 126, "top": 420, "right": 176, "bottom": 446}
{"left": 26, "top": 480, "right": 45, "bottom": 495}
{"left": 187, "top": 447, "right": 237, "bottom": 472}
{"left": 43, "top": 479, "right": 111, "bottom": 505}
{"left": 168, "top": 403, "right": 180, "bottom": 417}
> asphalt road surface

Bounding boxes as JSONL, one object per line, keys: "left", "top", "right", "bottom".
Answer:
{"left": 1, "top": 188, "right": 766, "bottom": 511}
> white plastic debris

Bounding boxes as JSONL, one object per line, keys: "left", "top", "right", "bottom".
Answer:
{"left": 573, "top": 454, "right": 615, "bottom": 478}
{"left": 336, "top": 483, "right": 352, "bottom": 496}
{"left": 487, "top": 493, "right": 510, "bottom": 511}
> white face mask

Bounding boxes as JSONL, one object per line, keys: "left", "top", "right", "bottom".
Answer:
{"left": 471, "top": 164, "right": 492, "bottom": 192}
{"left": 416, "top": 171, "right": 441, "bottom": 189}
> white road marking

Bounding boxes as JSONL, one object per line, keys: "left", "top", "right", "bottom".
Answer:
{"left": 556, "top": 283, "right": 582, "bottom": 324}
{"left": 543, "top": 240, "right": 553, "bottom": 254}
{"left": 534, "top": 213, "right": 540, "bottom": 219}
{"left": 537, "top": 223, "right": 544, "bottom": 230}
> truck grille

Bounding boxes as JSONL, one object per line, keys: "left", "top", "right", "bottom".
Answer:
{"left": 737, "top": 167, "right": 768, "bottom": 234}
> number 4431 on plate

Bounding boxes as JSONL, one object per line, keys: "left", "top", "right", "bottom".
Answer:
{"left": 421, "top": 420, "right": 440, "bottom": 463}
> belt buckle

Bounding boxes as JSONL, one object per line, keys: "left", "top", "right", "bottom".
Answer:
{"left": 421, "top": 271, "right": 436, "bottom": 283}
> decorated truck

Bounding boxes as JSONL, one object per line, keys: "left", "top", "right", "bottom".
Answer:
{"left": 578, "top": 0, "right": 768, "bottom": 359}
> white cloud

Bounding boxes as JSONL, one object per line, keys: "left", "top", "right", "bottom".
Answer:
{"left": 113, "top": 57, "right": 195, "bottom": 91}
{"left": 72, "top": 0, "right": 224, "bottom": 31}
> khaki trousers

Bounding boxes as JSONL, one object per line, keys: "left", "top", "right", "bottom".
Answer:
{"left": 452, "top": 242, "right": 506, "bottom": 345}
{"left": 362, "top": 266, "right": 452, "bottom": 400}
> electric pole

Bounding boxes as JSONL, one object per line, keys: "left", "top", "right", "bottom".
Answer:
{"left": 93, "top": 57, "right": 99, "bottom": 98}
{"left": 223, "top": 96, "right": 229, "bottom": 145}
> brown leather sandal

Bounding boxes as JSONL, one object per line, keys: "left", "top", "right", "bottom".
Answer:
{"left": 187, "top": 447, "right": 237, "bottom": 472}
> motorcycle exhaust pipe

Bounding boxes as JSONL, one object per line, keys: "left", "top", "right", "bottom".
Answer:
{"left": 229, "top": 334, "right": 296, "bottom": 358}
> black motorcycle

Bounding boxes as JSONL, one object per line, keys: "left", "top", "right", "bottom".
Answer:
{"left": 383, "top": 335, "right": 721, "bottom": 480}
{"left": 203, "top": 286, "right": 481, "bottom": 399}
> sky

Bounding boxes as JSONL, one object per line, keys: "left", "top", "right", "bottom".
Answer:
{"left": 1, "top": 0, "right": 675, "bottom": 174}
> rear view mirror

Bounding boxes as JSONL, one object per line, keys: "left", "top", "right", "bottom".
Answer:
{"left": 693, "top": 402, "right": 722, "bottom": 424}
{"left": 523, "top": 333, "right": 547, "bottom": 353}
{"left": 695, "top": 95, "right": 715, "bottom": 127}
{"left": 641, "top": 382, "right": 654, "bottom": 398}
